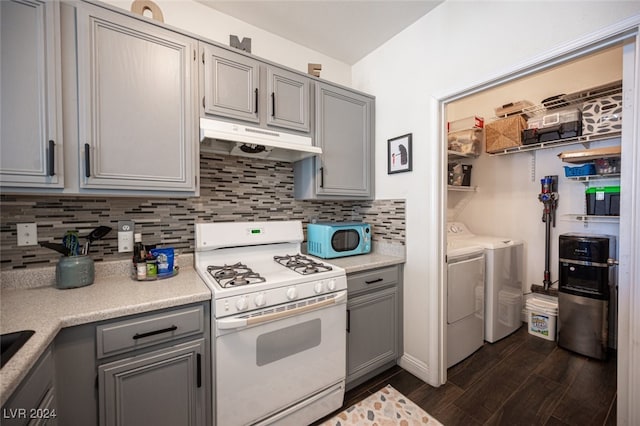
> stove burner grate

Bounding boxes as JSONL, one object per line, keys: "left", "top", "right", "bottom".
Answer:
{"left": 274, "top": 254, "right": 332, "bottom": 275}
{"left": 207, "top": 263, "right": 266, "bottom": 288}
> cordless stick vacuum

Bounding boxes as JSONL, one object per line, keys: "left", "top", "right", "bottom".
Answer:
{"left": 537, "top": 175, "right": 558, "bottom": 291}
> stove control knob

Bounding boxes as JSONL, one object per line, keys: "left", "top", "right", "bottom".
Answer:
{"left": 314, "top": 281, "right": 324, "bottom": 294}
{"left": 286, "top": 287, "right": 298, "bottom": 300}
{"left": 327, "top": 279, "right": 336, "bottom": 291}
{"left": 235, "top": 296, "right": 249, "bottom": 311}
{"left": 254, "top": 293, "right": 267, "bottom": 307}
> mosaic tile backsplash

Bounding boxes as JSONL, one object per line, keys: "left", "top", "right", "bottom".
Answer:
{"left": 1, "top": 154, "right": 405, "bottom": 270}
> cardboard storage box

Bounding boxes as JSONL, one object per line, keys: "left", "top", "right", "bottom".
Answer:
{"left": 485, "top": 115, "right": 527, "bottom": 153}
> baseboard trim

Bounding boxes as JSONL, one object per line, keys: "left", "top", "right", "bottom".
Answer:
{"left": 398, "top": 353, "right": 439, "bottom": 387}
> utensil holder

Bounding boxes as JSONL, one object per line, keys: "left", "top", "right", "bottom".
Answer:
{"left": 56, "top": 256, "right": 95, "bottom": 289}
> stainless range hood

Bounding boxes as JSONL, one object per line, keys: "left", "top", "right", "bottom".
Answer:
{"left": 200, "top": 118, "right": 321, "bottom": 162}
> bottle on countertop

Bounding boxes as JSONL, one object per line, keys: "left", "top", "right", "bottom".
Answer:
{"left": 133, "top": 233, "right": 146, "bottom": 264}
{"left": 133, "top": 233, "right": 147, "bottom": 280}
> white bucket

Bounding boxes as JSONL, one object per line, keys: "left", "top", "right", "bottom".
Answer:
{"left": 526, "top": 296, "right": 558, "bottom": 341}
{"left": 498, "top": 289, "right": 522, "bottom": 328}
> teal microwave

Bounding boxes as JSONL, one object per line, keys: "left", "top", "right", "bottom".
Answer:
{"left": 307, "top": 222, "right": 371, "bottom": 259}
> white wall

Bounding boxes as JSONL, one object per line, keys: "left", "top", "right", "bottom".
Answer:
{"left": 351, "top": 1, "right": 640, "bottom": 386}
{"left": 99, "top": 0, "right": 352, "bottom": 86}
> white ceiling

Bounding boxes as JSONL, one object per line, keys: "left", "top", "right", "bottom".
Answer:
{"left": 195, "top": 1, "right": 443, "bottom": 64}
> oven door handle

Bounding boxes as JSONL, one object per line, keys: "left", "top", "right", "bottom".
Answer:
{"left": 217, "top": 290, "right": 347, "bottom": 330}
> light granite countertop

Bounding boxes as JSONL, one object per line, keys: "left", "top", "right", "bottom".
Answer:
{"left": 308, "top": 242, "right": 406, "bottom": 274}
{"left": 325, "top": 252, "right": 405, "bottom": 274}
{"left": 0, "top": 247, "right": 404, "bottom": 406}
{"left": 0, "top": 255, "right": 211, "bottom": 406}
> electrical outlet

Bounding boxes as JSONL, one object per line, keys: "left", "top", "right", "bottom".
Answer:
{"left": 118, "top": 221, "right": 134, "bottom": 253}
{"left": 17, "top": 223, "right": 38, "bottom": 246}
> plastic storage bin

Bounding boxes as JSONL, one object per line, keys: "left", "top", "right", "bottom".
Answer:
{"left": 586, "top": 186, "right": 620, "bottom": 216}
{"left": 582, "top": 94, "right": 623, "bottom": 136}
{"left": 448, "top": 116, "right": 484, "bottom": 133}
{"left": 447, "top": 163, "right": 472, "bottom": 186}
{"left": 447, "top": 128, "right": 483, "bottom": 156}
{"left": 563, "top": 163, "right": 596, "bottom": 177}
{"left": 523, "top": 108, "right": 582, "bottom": 144}
{"left": 526, "top": 296, "right": 558, "bottom": 341}
{"left": 594, "top": 157, "right": 620, "bottom": 175}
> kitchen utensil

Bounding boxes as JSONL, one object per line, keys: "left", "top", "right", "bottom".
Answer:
{"left": 62, "top": 231, "right": 80, "bottom": 256}
{"left": 40, "top": 242, "right": 72, "bottom": 256}
{"left": 82, "top": 226, "right": 112, "bottom": 255}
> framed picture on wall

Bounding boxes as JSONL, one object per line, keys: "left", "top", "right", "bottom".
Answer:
{"left": 387, "top": 133, "right": 412, "bottom": 174}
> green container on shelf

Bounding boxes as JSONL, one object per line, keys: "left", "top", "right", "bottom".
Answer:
{"left": 585, "top": 186, "right": 620, "bottom": 216}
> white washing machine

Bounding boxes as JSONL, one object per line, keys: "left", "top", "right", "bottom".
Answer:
{"left": 446, "top": 244, "right": 485, "bottom": 367}
{"left": 448, "top": 222, "right": 524, "bottom": 343}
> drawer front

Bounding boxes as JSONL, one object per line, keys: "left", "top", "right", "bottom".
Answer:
{"left": 97, "top": 305, "right": 204, "bottom": 359}
{"left": 348, "top": 266, "right": 399, "bottom": 295}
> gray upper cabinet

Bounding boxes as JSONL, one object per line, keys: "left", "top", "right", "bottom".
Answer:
{"left": 0, "top": 0, "right": 63, "bottom": 189}
{"left": 75, "top": 4, "right": 198, "bottom": 192}
{"left": 294, "top": 82, "right": 374, "bottom": 199}
{"left": 201, "top": 43, "right": 260, "bottom": 123}
{"left": 266, "top": 66, "right": 310, "bottom": 132}
{"left": 200, "top": 42, "right": 311, "bottom": 133}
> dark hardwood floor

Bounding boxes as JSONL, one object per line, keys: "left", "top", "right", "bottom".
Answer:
{"left": 321, "top": 327, "right": 617, "bottom": 425}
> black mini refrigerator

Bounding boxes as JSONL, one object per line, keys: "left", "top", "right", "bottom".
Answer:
{"left": 558, "top": 233, "right": 616, "bottom": 360}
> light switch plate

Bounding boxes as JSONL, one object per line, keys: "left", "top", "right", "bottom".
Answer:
{"left": 118, "top": 221, "right": 134, "bottom": 253}
{"left": 17, "top": 223, "right": 38, "bottom": 246}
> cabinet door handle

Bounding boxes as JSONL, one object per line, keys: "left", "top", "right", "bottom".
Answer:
{"left": 84, "top": 143, "right": 91, "bottom": 178}
{"left": 365, "top": 278, "right": 384, "bottom": 285}
{"left": 271, "top": 92, "right": 275, "bottom": 117}
{"left": 254, "top": 88, "right": 259, "bottom": 114}
{"left": 196, "top": 353, "right": 202, "bottom": 388}
{"left": 132, "top": 325, "right": 178, "bottom": 340}
{"left": 48, "top": 140, "right": 55, "bottom": 176}
{"left": 346, "top": 309, "right": 350, "bottom": 333}
{"left": 320, "top": 166, "right": 324, "bottom": 188}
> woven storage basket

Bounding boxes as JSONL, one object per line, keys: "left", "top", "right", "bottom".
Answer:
{"left": 485, "top": 115, "right": 527, "bottom": 153}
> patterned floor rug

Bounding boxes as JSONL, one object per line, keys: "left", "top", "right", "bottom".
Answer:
{"left": 320, "top": 385, "right": 443, "bottom": 425}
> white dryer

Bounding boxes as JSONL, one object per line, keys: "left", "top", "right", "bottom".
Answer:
{"left": 448, "top": 222, "right": 524, "bottom": 343}
{"left": 446, "top": 244, "right": 485, "bottom": 367}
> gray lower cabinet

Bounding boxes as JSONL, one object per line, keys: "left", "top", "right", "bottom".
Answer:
{"left": 53, "top": 302, "right": 210, "bottom": 426}
{"left": 98, "top": 339, "right": 205, "bottom": 426}
{"left": 0, "top": 0, "right": 63, "bottom": 189}
{"left": 294, "top": 82, "right": 374, "bottom": 200}
{"left": 1, "top": 347, "right": 57, "bottom": 426}
{"left": 346, "top": 266, "right": 402, "bottom": 389}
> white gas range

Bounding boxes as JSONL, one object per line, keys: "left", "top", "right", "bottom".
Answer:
{"left": 194, "top": 220, "right": 347, "bottom": 426}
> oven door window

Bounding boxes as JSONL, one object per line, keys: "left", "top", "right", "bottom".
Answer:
{"left": 331, "top": 229, "right": 360, "bottom": 252}
{"left": 215, "top": 303, "right": 346, "bottom": 426}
